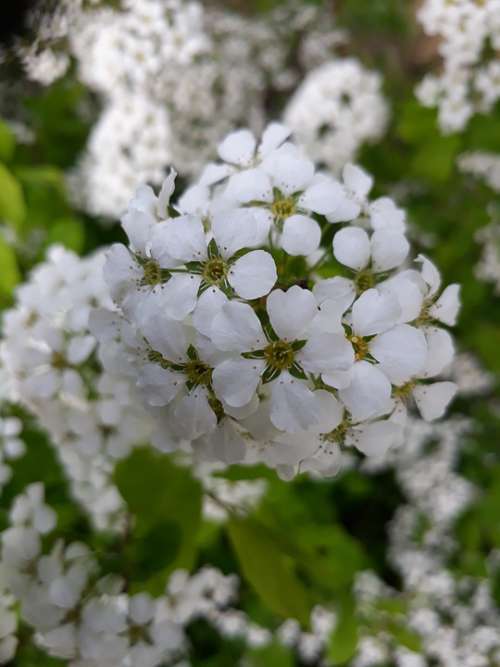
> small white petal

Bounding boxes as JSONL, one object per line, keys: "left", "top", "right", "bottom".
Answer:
{"left": 310, "top": 389, "right": 344, "bottom": 433}
{"left": 211, "top": 301, "right": 266, "bottom": 352}
{"left": 313, "top": 276, "right": 356, "bottom": 311}
{"left": 371, "top": 230, "right": 409, "bottom": 272}
{"left": 370, "top": 324, "right": 428, "bottom": 385}
{"left": 212, "top": 358, "right": 265, "bottom": 408}
{"left": 265, "top": 149, "right": 315, "bottom": 195}
{"left": 173, "top": 388, "right": 217, "bottom": 440}
{"left": 416, "top": 254, "right": 441, "bottom": 296}
{"left": 298, "top": 333, "right": 354, "bottom": 374}
{"left": 159, "top": 274, "right": 201, "bottom": 321}
{"left": 137, "top": 364, "right": 184, "bottom": 407}
{"left": 155, "top": 215, "right": 206, "bottom": 262}
{"left": 258, "top": 123, "right": 291, "bottom": 158}
{"left": 347, "top": 421, "right": 403, "bottom": 457}
{"left": 212, "top": 208, "right": 262, "bottom": 257}
{"left": 429, "top": 284, "right": 460, "bottom": 326}
{"left": 67, "top": 336, "right": 95, "bottom": 365}
{"left": 339, "top": 361, "right": 393, "bottom": 422}
{"left": 121, "top": 209, "right": 154, "bottom": 254}
{"left": 270, "top": 373, "right": 323, "bottom": 432}
{"left": 343, "top": 163, "right": 373, "bottom": 198}
{"left": 369, "top": 197, "right": 406, "bottom": 232}
{"left": 225, "top": 169, "right": 273, "bottom": 204}
{"left": 267, "top": 286, "right": 318, "bottom": 340}
{"left": 352, "top": 288, "right": 401, "bottom": 337}
{"left": 140, "top": 315, "right": 187, "bottom": 362}
{"left": 192, "top": 288, "right": 228, "bottom": 338}
{"left": 298, "top": 180, "right": 344, "bottom": 215}
{"left": 413, "top": 381, "right": 457, "bottom": 421}
{"left": 333, "top": 227, "right": 370, "bottom": 271}
{"left": 201, "top": 419, "right": 246, "bottom": 465}
{"left": 281, "top": 215, "right": 321, "bottom": 256}
{"left": 422, "top": 327, "right": 455, "bottom": 378}
{"left": 218, "top": 129, "right": 256, "bottom": 166}
{"left": 228, "top": 250, "right": 277, "bottom": 299}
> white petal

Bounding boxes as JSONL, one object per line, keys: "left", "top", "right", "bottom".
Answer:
{"left": 129, "top": 593, "right": 155, "bottom": 625}
{"left": 347, "top": 421, "right": 403, "bottom": 457}
{"left": 200, "top": 419, "right": 246, "bottom": 465}
{"left": 309, "top": 389, "right": 344, "bottom": 433}
{"left": 210, "top": 301, "right": 266, "bottom": 352}
{"left": 158, "top": 274, "right": 201, "bottom": 321}
{"left": 199, "top": 163, "right": 234, "bottom": 187}
{"left": 313, "top": 276, "right": 356, "bottom": 311}
{"left": 311, "top": 299, "right": 347, "bottom": 334}
{"left": 155, "top": 215, "right": 206, "bottom": 262}
{"left": 139, "top": 314, "right": 187, "bottom": 362}
{"left": 212, "top": 208, "right": 262, "bottom": 257}
{"left": 264, "top": 149, "right": 315, "bottom": 195}
{"left": 270, "top": 373, "right": 323, "bottom": 432}
{"left": 104, "top": 244, "right": 142, "bottom": 302}
{"left": 137, "top": 364, "right": 184, "bottom": 407}
{"left": 225, "top": 168, "right": 273, "bottom": 204}
{"left": 370, "top": 325, "right": 428, "bottom": 385}
{"left": 413, "top": 381, "right": 457, "bottom": 421}
{"left": 298, "top": 333, "right": 354, "bottom": 374}
{"left": 339, "top": 361, "right": 393, "bottom": 422}
{"left": 352, "top": 288, "right": 401, "bottom": 337}
{"left": 379, "top": 273, "right": 424, "bottom": 323}
{"left": 369, "top": 197, "right": 406, "bottom": 233}
{"left": 192, "top": 287, "right": 228, "bottom": 338}
{"left": 173, "top": 388, "right": 217, "bottom": 440}
{"left": 281, "top": 215, "right": 321, "bottom": 256}
{"left": 333, "top": 227, "right": 370, "bottom": 271}
{"left": 416, "top": 254, "right": 441, "bottom": 296}
{"left": 321, "top": 368, "right": 353, "bottom": 390}
{"left": 267, "top": 286, "right": 317, "bottom": 340}
{"left": 212, "top": 358, "right": 265, "bottom": 408}
{"left": 121, "top": 209, "right": 154, "bottom": 254}
{"left": 228, "top": 250, "right": 277, "bottom": 299}
{"left": 67, "top": 336, "right": 95, "bottom": 365}
{"left": 326, "top": 195, "right": 361, "bottom": 223}
{"left": 218, "top": 129, "right": 256, "bottom": 166}
{"left": 298, "top": 180, "right": 344, "bottom": 215}
{"left": 156, "top": 168, "right": 176, "bottom": 218}
{"left": 422, "top": 327, "right": 455, "bottom": 378}
{"left": 258, "top": 123, "right": 291, "bottom": 158}
{"left": 429, "top": 284, "right": 460, "bottom": 326}
{"left": 371, "top": 230, "right": 409, "bottom": 272}
{"left": 343, "top": 163, "right": 373, "bottom": 198}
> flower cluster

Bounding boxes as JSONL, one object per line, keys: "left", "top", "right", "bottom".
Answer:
{"left": 0, "top": 410, "right": 24, "bottom": 495}
{"left": 416, "top": 0, "right": 500, "bottom": 132}
{"left": 353, "top": 417, "right": 500, "bottom": 667}
{"left": 0, "top": 483, "right": 280, "bottom": 665}
{"left": 94, "top": 125, "right": 460, "bottom": 478}
{"left": 0, "top": 246, "right": 152, "bottom": 529}
{"left": 20, "top": 0, "right": 345, "bottom": 218}
{"left": 284, "top": 59, "right": 389, "bottom": 173}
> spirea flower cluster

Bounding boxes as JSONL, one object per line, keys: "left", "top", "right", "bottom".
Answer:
{"left": 43, "top": 0, "right": 345, "bottom": 218}
{"left": 0, "top": 247, "right": 152, "bottom": 529}
{"left": 416, "top": 0, "right": 500, "bottom": 132}
{"left": 284, "top": 59, "right": 389, "bottom": 173}
{"left": 94, "top": 124, "right": 460, "bottom": 479}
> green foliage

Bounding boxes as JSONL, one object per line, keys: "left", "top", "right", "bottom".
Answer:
{"left": 0, "top": 120, "right": 15, "bottom": 162}
{"left": 114, "top": 448, "right": 203, "bottom": 593}
{"left": 327, "top": 595, "right": 359, "bottom": 664}
{"left": 0, "top": 163, "right": 26, "bottom": 230}
{"left": 0, "top": 235, "right": 20, "bottom": 301}
{"left": 228, "top": 516, "right": 312, "bottom": 624}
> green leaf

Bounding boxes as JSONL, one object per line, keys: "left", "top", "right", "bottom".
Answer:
{"left": 0, "top": 234, "right": 20, "bottom": 300}
{"left": 115, "top": 448, "right": 202, "bottom": 592}
{"left": 227, "top": 517, "right": 312, "bottom": 624}
{"left": 46, "top": 217, "right": 85, "bottom": 253}
{"left": 327, "top": 595, "right": 359, "bottom": 664}
{"left": 245, "top": 642, "right": 294, "bottom": 667}
{"left": 0, "top": 120, "right": 15, "bottom": 162}
{"left": 0, "top": 164, "right": 26, "bottom": 230}
{"left": 14, "top": 166, "right": 68, "bottom": 231}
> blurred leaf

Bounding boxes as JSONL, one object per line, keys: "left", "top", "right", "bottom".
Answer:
{"left": 0, "top": 119, "right": 15, "bottom": 162}
{"left": 245, "top": 642, "right": 294, "bottom": 667}
{"left": 0, "top": 234, "right": 20, "bottom": 300}
{"left": 327, "top": 595, "right": 359, "bottom": 664}
{"left": 115, "top": 448, "right": 202, "bottom": 592}
{"left": 228, "top": 516, "right": 311, "bottom": 624}
{"left": 0, "top": 163, "right": 26, "bottom": 229}
{"left": 46, "top": 217, "right": 85, "bottom": 252}
{"left": 15, "top": 166, "right": 69, "bottom": 230}
{"left": 411, "top": 134, "right": 462, "bottom": 184}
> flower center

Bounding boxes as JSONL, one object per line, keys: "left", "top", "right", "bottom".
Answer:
{"left": 203, "top": 258, "right": 227, "bottom": 285}
{"left": 51, "top": 351, "right": 67, "bottom": 369}
{"left": 185, "top": 360, "right": 212, "bottom": 387}
{"left": 142, "top": 259, "right": 163, "bottom": 286}
{"left": 349, "top": 335, "right": 369, "bottom": 361}
{"left": 264, "top": 340, "right": 295, "bottom": 371}
{"left": 271, "top": 196, "right": 296, "bottom": 221}
{"left": 321, "top": 418, "right": 350, "bottom": 444}
{"left": 393, "top": 381, "right": 416, "bottom": 399}
{"left": 355, "top": 270, "right": 375, "bottom": 293}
